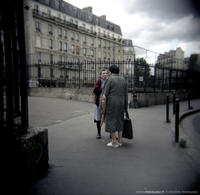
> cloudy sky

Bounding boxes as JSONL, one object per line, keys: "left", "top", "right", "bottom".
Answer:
{"left": 65, "top": 0, "right": 200, "bottom": 59}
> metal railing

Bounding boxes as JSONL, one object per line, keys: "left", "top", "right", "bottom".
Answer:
{"left": 27, "top": 59, "right": 199, "bottom": 94}
{"left": 28, "top": 60, "right": 134, "bottom": 90}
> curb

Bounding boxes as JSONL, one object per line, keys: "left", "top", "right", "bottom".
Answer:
{"left": 179, "top": 107, "right": 200, "bottom": 122}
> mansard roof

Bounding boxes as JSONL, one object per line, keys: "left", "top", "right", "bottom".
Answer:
{"left": 122, "top": 39, "right": 133, "bottom": 47}
{"left": 33, "top": 0, "right": 122, "bottom": 35}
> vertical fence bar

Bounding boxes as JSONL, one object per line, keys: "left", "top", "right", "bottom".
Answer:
{"left": 154, "top": 66, "right": 157, "bottom": 92}
{"left": 4, "top": 15, "right": 14, "bottom": 131}
{"left": 175, "top": 98, "right": 180, "bottom": 143}
{"left": 169, "top": 69, "right": 172, "bottom": 92}
{"left": 188, "top": 91, "right": 192, "bottom": 110}
{"left": 95, "top": 59, "right": 96, "bottom": 82}
{"left": 0, "top": 30, "right": 4, "bottom": 129}
{"left": 78, "top": 60, "right": 80, "bottom": 89}
{"left": 173, "top": 93, "right": 176, "bottom": 114}
{"left": 18, "top": 0, "right": 29, "bottom": 131}
{"left": 166, "top": 95, "right": 170, "bottom": 123}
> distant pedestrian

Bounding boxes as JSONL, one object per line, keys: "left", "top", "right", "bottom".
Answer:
{"left": 102, "top": 65, "right": 128, "bottom": 147}
{"left": 93, "top": 69, "right": 108, "bottom": 139}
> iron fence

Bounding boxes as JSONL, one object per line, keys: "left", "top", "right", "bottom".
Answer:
{"left": 28, "top": 60, "right": 134, "bottom": 90}
{"left": 27, "top": 59, "right": 198, "bottom": 93}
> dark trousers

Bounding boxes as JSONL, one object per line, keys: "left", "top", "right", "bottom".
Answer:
{"left": 96, "top": 121, "right": 101, "bottom": 135}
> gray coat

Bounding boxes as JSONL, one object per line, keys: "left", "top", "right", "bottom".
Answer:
{"left": 103, "top": 74, "right": 128, "bottom": 132}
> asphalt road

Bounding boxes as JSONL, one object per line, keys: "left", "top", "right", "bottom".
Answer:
{"left": 27, "top": 97, "right": 200, "bottom": 195}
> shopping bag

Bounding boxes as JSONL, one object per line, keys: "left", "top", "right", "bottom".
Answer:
{"left": 122, "top": 112, "right": 133, "bottom": 139}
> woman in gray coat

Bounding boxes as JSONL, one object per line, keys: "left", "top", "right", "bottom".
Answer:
{"left": 103, "top": 65, "right": 128, "bottom": 148}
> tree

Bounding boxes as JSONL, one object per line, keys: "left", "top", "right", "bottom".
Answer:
{"left": 134, "top": 58, "right": 151, "bottom": 80}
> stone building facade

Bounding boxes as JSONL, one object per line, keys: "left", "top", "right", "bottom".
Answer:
{"left": 156, "top": 47, "right": 185, "bottom": 70}
{"left": 154, "top": 47, "right": 186, "bottom": 90}
{"left": 24, "top": 0, "right": 126, "bottom": 87}
{"left": 122, "top": 39, "right": 135, "bottom": 62}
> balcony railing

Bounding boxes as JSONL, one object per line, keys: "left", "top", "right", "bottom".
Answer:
{"left": 32, "top": 9, "right": 122, "bottom": 43}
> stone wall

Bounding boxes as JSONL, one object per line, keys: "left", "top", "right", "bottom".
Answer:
{"left": 17, "top": 127, "right": 49, "bottom": 181}
{"left": 129, "top": 91, "right": 194, "bottom": 108}
{"left": 29, "top": 87, "right": 94, "bottom": 102}
{"left": 29, "top": 87, "right": 192, "bottom": 108}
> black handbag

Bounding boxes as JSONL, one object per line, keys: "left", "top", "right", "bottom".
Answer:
{"left": 122, "top": 112, "right": 133, "bottom": 139}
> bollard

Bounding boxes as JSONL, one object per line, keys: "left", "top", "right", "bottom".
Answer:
{"left": 188, "top": 92, "right": 192, "bottom": 110}
{"left": 166, "top": 95, "right": 170, "bottom": 123}
{"left": 175, "top": 98, "right": 180, "bottom": 143}
{"left": 173, "top": 93, "right": 176, "bottom": 114}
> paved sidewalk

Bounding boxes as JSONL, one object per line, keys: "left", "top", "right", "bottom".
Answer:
{"left": 27, "top": 97, "right": 200, "bottom": 195}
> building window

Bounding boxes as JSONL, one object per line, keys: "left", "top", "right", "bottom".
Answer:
{"left": 48, "top": 24, "right": 53, "bottom": 35}
{"left": 59, "top": 41, "right": 62, "bottom": 51}
{"left": 91, "top": 49, "right": 94, "bottom": 57}
{"left": 105, "top": 41, "right": 107, "bottom": 48}
{"left": 59, "top": 55, "right": 62, "bottom": 64}
{"left": 55, "top": 0, "right": 60, "bottom": 9}
{"left": 83, "top": 48, "right": 86, "bottom": 56}
{"left": 83, "top": 36, "right": 86, "bottom": 44}
{"left": 58, "top": 28, "right": 62, "bottom": 37}
{"left": 108, "top": 42, "right": 111, "bottom": 50}
{"left": 75, "top": 33, "right": 79, "bottom": 42}
{"left": 88, "top": 15, "right": 92, "bottom": 22}
{"left": 50, "top": 68, "right": 54, "bottom": 78}
{"left": 98, "top": 28, "right": 101, "bottom": 34}
{"left": 64, "top": 43, "right": 67, "bottom": 52}
{"left": 104, "top": 51, "right": 106, "bottom": 59}
{"left": 64, "top": 30, "right": 67, "bottom": 39}
{"left": 34, "top": 4, "right": 39, "bottom": 13}
{"left": 35, "top": 36, "right": 41, "bottom": 47}
{"left": 98, "top": 51, "right": 101, "bottom": 59}
{"left": 37, "top": 52, "right": 41, "bottom": 63}
{"left": 98, "top": 40, "right": 101, "bottom": 47}
{"left": 38, "top": 66, "right": 42, "bottom": 78}
{"left": 76, "top": 45, "right": 80, "bottom": 55}
{"left": 90, "top": 26, "right": 93, "bottom": 32}
{"left": 50, "top": 54, "right": 53, "bottom": 64}
{"left": 71, "top": 45, "right": 75, "bottom": 54}
{"left": 35, "top": 21, "right": 41, "bottom": 32}
{"left": 49, "top": 39, "right": 53, "bottom": 49}
{"left": 108, "top": 53, "right": 110, "bottom": 59}
{"left": 92, "top": 38, "right": 94, "bottom": 46}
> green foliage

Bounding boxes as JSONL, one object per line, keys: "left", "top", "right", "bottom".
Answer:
{"left": 134, "top": 58, "right": 151, "bottom": 78}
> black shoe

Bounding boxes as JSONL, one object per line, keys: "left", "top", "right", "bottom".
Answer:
{"left": 96, "top": 134, "right": 101, "bottom": 139}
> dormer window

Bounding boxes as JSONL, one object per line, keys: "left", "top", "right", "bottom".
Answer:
{"left": 55, "top": 0, "right": 60, "bottom": 9}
